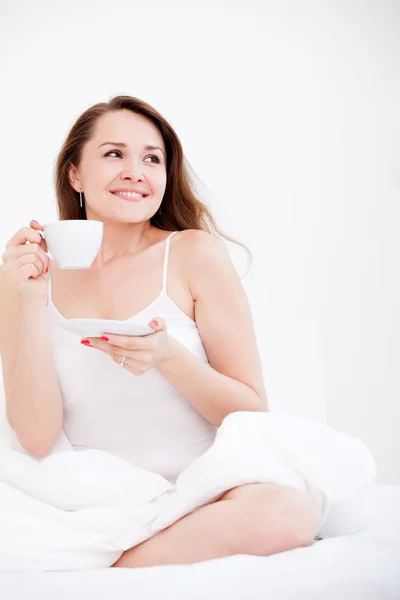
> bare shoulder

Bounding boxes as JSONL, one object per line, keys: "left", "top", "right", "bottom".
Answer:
{"left": 174, "top": 229, "right": 229, "bottom": 266}
{"left": 174, "top": 228, "right": 222, "bottom": 247}
{"left": 173, "top": 229, "right": 238, "bottom": 300}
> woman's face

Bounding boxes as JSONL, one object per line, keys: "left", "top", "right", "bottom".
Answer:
{"left": 69, "top": 109, "right": 167, "bottom": 223}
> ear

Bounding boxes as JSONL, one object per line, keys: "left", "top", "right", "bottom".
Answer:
{"left": 68, "top": 163, "right": 81, "bottom": 192}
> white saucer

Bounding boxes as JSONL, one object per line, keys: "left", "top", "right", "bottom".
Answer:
{"left": 57, "top": 319, "right": 154, "bottom": 338}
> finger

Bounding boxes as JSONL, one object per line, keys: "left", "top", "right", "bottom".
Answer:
{"left": 109, "top": 352, "right": 145, "bottom": 375}
{"left": 148, "top": 317, "right": 167, "bottom": 332}
{"left": 84, "top": 344, "right": 117, "bottom": 359}
{"left": 14, "top": 262, "right": 42, "bottom": 281}
{"left": 2, "top": 243, "right": 49, "bottom": 272}
{"left": 87, "top": 345, "right": 145, "bottom": 375}
{"left": 29, "top": 220, "right": 44, "bottom": 232}
{"left": 81, "top": 338, "right": 124, "bottom": 352}
{"left": 83, "top": 343, "right": 135, "bottom": 364}
{"left": 6, "top": 226, "right": 45, "bottom": 250}
{"left": 30, "top": 220, "right": 48, "bottom": 252}
{"left": 16, "top": 253, "right": 47, "bottom": 278}
{"left": 91, "top": 334, "right": 143, "bottom": 350}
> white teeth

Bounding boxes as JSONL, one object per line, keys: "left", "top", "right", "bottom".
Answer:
{"left": 114, "top": 191, "right": 144, "bottom": 198}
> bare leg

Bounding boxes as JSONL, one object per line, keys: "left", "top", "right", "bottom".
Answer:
{"left": 112, "top": 483, "right": 319, "bottom": 568}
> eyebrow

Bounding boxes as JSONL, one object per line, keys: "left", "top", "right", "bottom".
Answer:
{"left": 98, "top": 141, "right": 165, "bottom": 158}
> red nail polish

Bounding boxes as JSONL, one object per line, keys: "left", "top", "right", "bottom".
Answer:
{"left": 153, "top": 320, "right": 159, "bottom": 327}
{"left": 46, "top": 266, "right": 49, "bottom": 273}
{"left": 100, "top": 336, "right": 109, "bottom": 341}
{"left": 81, "top": 340, "right": 91, "bottom": 345}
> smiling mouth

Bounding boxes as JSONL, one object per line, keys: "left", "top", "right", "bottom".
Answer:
{"left": 110, "top": 191, "right": 148, "bottom": 201}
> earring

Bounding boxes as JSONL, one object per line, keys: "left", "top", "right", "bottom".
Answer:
{"left": 79, "top": 187, "right": 83, "bottom": 208}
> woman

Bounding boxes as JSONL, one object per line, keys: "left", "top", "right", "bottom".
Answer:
{"left": 0, "top": 95, "right": 319, "bottom": 567}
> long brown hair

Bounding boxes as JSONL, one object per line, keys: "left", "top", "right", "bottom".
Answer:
{"left": 54, "top": 95, "right": 251, "bottom": 273}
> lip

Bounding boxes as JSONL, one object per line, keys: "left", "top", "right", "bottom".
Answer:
{"left": 109, "top": 190, "right": 148, "bottom": 202}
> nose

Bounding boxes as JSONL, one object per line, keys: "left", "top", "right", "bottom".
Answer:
{"left": 119, "top": 168, "right": 144, "bottom": 183}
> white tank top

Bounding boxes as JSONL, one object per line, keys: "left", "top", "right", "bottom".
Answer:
{"left": 47, "top": 231, "right": 217, "bottom": 484}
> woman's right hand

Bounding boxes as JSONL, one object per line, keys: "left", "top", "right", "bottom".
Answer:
{"left": 1, "top": 220, "right": 50, "bottom": 302}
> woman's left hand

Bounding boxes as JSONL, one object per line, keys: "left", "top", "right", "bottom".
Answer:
{"left": 81, "top": 318, "right": 173, "bottom": 375}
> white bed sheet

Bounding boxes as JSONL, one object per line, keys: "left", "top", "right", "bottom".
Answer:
{"left": 0, "top": 483, "right": 399, "bottom": 600}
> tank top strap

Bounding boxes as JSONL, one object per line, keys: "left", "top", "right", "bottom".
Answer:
{"left": 162, "top": 231, "right": 179, "bottom": 293}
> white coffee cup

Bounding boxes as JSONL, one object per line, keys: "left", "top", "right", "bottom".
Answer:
{"left": 42, "top": 220, "right": 103, "bottom": 269}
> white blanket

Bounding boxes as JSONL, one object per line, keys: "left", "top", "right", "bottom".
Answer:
{"left": 0, "top": 410, "right": 377, "bottom": 572}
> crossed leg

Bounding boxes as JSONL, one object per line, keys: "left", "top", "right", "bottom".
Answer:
{"left": 112, "top": 483, "right": 320, "bottom": 568}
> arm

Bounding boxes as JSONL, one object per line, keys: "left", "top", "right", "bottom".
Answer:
{"left": 0, "top": 262, "right": 63, "bottom": 457}
{"left": 157, "top": 231, "right": 268, "bottom": 426}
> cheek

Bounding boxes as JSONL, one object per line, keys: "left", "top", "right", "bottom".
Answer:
{"left": 152, "top": 170, "right": 167, "bottom": 194}
{"left": 102, "top": 163, "right": 121, "bottom": 185}
{"left": 85, "top": 164, "right": 113, "bottom": 194}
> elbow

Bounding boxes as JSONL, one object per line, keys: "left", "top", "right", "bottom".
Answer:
{"left": 214, "top": 395, "right": 268, "bottom": 427}
{"left": 6, "top": 406, "right": 63, "bottom": 458}
{"left": 24, "top": 441, "right": 54, "bottom": 457}
{"left": 14, "top": 426, "right": 62, "bottom": 458}
{"left": 19, "top": 436, "right": 57, "bottom": 458}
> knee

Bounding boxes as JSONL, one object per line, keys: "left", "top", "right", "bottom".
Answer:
{"left": 234, "top": 484, "right": 320, "bottom": 556}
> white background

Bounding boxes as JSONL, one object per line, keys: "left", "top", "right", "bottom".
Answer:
{"left": 0, "top": 0, "right": 399, "bottom": 483}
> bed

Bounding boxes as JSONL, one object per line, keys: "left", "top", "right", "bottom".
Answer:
{"left": 0, "top": 483, "right": 399, "bottom": 600}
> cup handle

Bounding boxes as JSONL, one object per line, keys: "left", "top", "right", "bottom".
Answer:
{"left": 38, "top": 230, "right": 54, "bottom": 260}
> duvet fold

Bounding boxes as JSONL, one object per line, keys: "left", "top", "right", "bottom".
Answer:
{"left": 0, "top": 410, "right": 377, "bottom": 571}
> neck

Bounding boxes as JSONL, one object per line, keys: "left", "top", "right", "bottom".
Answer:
{"left": 87, "top": 216, "right": 154, "bottom": 266}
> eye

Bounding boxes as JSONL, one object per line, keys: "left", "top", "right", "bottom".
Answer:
{"left": 145, "top": 155, "right": 161, "bottom": 164}
{"left": 104, "top": 150, "right": 161, "bottom": 164}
